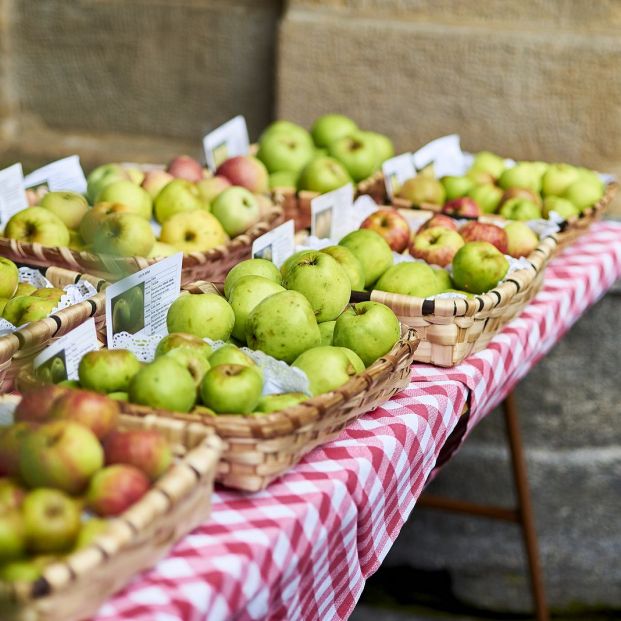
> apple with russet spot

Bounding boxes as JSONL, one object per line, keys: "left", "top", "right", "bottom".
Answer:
{"left": 360, "top": 208, "right": 410, "bottom": 253}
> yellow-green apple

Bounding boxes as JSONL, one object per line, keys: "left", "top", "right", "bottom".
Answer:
{"left": 108, "top": 392, "right": 128, "bottom": 401}
{"left": 0, "top": 479, "right": 26, "bottom": 512}
{"left": 0, "top": 423, "right": 31, "bottom": 477}
{"left": 22, "top": 488, "right": 81, "bottom": 553}
{"left": 360, "top": 208, "right": 410, "bottom": 253}
{"left": 410, "top": 227, "right": 465, "bottom": 267}
{"left": 0, "top": 557, "right": 50, "bottom": 582}
{"left": 78, "top": 349, "right": 142, "bottom": 394}
{"left": 86, "top": 164, "right": 130, "bottom": 203}
{"left": 104, "top": 429, "right": 172, "bottom": 481}
{"left": 332, "top": 301, "right": 401, "bottom": 367}
{"left": 417, "top": 214, "right": 459, "bottom": 234}
{"left": 166, "top": 155, "right": 204, "bottom": 183}
{"left": 297, "top": 156, "right": 352, "bottom": 193}
{"left": 228, "top": 275, "right": 285, "bottom": 341}
{"left": 147, "top": 241, "right": 178, "bottom": 258}
{"left": 0, "top": 257, "right": 19, "bottom": 298}
{"left": 160, "top": 209, "right": 229, "bottom": 253}
{"left": 542, "top": 196, "right": 579, "bottom": 220}
{"left": 259, "top": 120, "right": 311, "bottom": 142}
{"left": 200, "top": 364, "right": 263, "bottom": 414}
{"left": 4, "top": 207, "right": 70, "bottom": 247}
{"left": 154, "top": 179, "right": 204, "bottom": 223}
{"left": 282, "top": 251, "right": 351, "bottom": 322}
{"left": 0, "top": 509, "right": 25, "bottom": 562}
{"left": 319, "top": 246, "right": 365, "bottom": 290}
{"left": 93, "top": 212, "right": 155, "bottom": 257}
{"left": 327, "top": 131, "right": 380, "bottom": 181}
{"left": 362, "top": 130, "right": 394, "bottom": 163}
{"left": 0, "top": 298, "right": 8, "bottom": 315}
{"left": 397, "top": 177, "right": 445, "bottom": 207}
{"left": 48, "top": 389, "right": 120, "bottom": 440}
{"left": 208, "top": 344, "right": 263, "bottom": 380}
{"left": 79, "top": 201, "right": 134, "bottom": 243}
{"left": 375, "top": 262, "right": 443, "bottom": 298}
{"left": 469, "top": 151, "right": 506, "bottom": 179}
{"left": 311, "top": 114, "right": 358, "bottom": 149}
{"left": 318, "top": 320, "right": 336, "bottom": 345}
{"left": 246, "top": 290, "right": 321, "bottom": 363}
{"left": 14, "top": 385, "right": 64, "bottom": 424}
{"left": 32, "top": 287, "right": 64, "bottom": 303}
{"left": 280, "top": 251, "right": 309, "bottom": 279}
{"left": 541, "top": 163, "right": 579, "bottom": 197}
{"left": 498, "top": 163, "right": 542, "bottom": 194}
{"left": 257, "top": 130, "right": 315, "bottom": 175}
{"left": 467, "top": 169, "right": 495, "bottom": 186}
{"left": 74, "top": 518, "right": 109, "bottom": 550}
{"left": 224, "top": 258, "right": 282, "bottom": 299}
{"left": 167, "top": 293, "right": 235, "bottom": 340}
{"left": 441, "top": 175, "right": 474, "bottom": 201}
{"left": 86, "top": 464, "right": 150, "bottom": 517}
{"left": 293, "top": 345, "right": 364, "bottom": 396}
{"left": 96, "top": 180, "right": 152, "bottom": 220}
{"left": 156, "top": 332, "right": 213, "bottom": 359}
{"left": 3, "top": 296, "right": 57, "bottom": 325}
{"left": 500, "top": 187, "right": 542, "bottom": 208}
{"left": 216, "top": 156, "right": 269, "bottom": 194}
{"left": 19, "top": 421, "right": 104, "bottom": 494}
{"left": 197, "top": 175, "right": 232, "bottom": 204}
{"left": 467, "top": 184, "right": 503, "bottom": 214}
{"left": 339, "top": 229, "right": 394, "bottom": 288}
{"left": 562, "top": 177, "right": 604, "bottom": 212}
{"left": 452, "top": 241, "right": 510, "bottom": 294}
{"left": 269, "top": 170, "right": 299, "bottom": 189}
{"left": 504, "top": 222, "right": 539, "bottom": 258}
{"left": 141, "top": 170, "right": 174, "bottom": 199}
{"left": 124, "top": 167, "right": 145, "bottom": 185}
{"left": 442, "top": 197, "right": 481, "bottom": 218}
{"left": 255, "top": 392, "right": 308, "bottom": 413}
{"left": 460, "top": 221, "right": 508, "bottom": 254}
{"left": 499, "top": 198, "right": 542, "bottom": 221}
{"left": 14, "top": 282, "right": 37, "bottom": 297}
{"left": 39, "top": 191, "right": 88, "bottom": 230}
{"left": 433, "top": 267, "right": 453, "bottom": 290}
{"left": 211, "top": 187, "right": 261, "bottom": 237}
{"left": 165, "top": 346, "right": 211, "bottom": 387}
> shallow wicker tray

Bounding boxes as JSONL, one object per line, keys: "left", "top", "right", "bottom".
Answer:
{"left": 17, "top": 279, "right": 419, "bottom": 491}
{"left": 0, "top": 267, "right": 108, "bottom": 393}
{"left": 0, "top": 393, "right": 222, "bottom": 621}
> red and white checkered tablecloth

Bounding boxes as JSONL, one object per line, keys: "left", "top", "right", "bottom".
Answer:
{"left": 93, "top": 221, "right": 621, "bottom": 621}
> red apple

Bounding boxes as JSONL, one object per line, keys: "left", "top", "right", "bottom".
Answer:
{"left": 216, "top": 156, "right": 269, "bottom": 194}
{"left": 460, "top": 221, "right": 508, "bottom": 254}
{"left": 48, "top": 389, "right": 120, "bottom": 440}
{"left": 360, "top": 208, "right": 410, "bottom": 253}
{"left": 86, "top": 465, "right": 150, "bottom": 517}
{"left": 417, "top": 213, "right": 459, "bottom": 234}
{"left": 141, "top": 169, "right": 174, "bottom": 199}
{"left": 104, "top": 429, "right": 172, "bottom": 481}
{"left": 166, "top": 155, "right": 204, "bottom": 183}
{"left": 409, "top": 226, "right": 465, "bottom": 267}
{"left": 442, "top": 197, "right": 481, "bottom": 218}
{"left": 0, "top": 423, "right": 32, "bottom": 477}
{"left": 14, "top": 385, "right": 65, "bottom": 425}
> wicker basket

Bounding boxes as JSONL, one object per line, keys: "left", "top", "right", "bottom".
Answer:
{"left": 17, "top": 279, "right": 420, "bottom": 491}
{"left": 0, "top": 393, "right": 222, "bottom": 621}
{"left": 0, "top": 267, "right": 108, "bottom": 393}
{"left": 0, "top": 202, "right": 283, "bottom": 284}
{"left": 349, "top": 235, "right": 558, "bottom": 367}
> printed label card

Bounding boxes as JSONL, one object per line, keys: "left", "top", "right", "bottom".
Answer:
{"left": 0, "top": 163, "right": 28, "bottom": 229}
{"left": 23, "top": 155, "right": 87, "bottom": 194}
{"left": 412, "top": 134, "right": 466, "bottom": 178}
{"left": 252, "top": 219, "right": 295, "bottom": 267}
{"left": 382, "top": 153, "right": 416, "bottom": 198}
{"left": 203, "top": 116, "right": 250, "bottom": 171}
{"left": 310, "top": 183, "right": 354, "bottom": 241}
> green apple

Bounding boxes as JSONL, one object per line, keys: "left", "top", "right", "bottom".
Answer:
{"left": 156, "top": 332, "right": 213, "bottom": 359}
{"left": 452, "top": 241, "right": 510, "bottom": 294}
{"left": 86, "top": 163, "right": 129, "bottom": 203}
{"left": 441, "top": 176, "right": 474, "bottom": 201}
{"left": 167, "top": 293, "right": 235, "bottom": 340}
{"left": 269, "top": 171, "right": 299, "bottom": 189}
{"left": 108, "top": 391, "right": 128, "bottom": 401}
{"left": 3, "top": 296, "right": 56, "bottom": 325}
{"left": 542, "top": 196, "right": 579, "bottom": 220}
{"left": 338, "top": 229, "right": 394, "bottom": 288}
{"left": 469, "top": 151, "right": 505, "bottom": 179}
{"left": 228, "top": 275, "right": 285, "bottom": 342}
{"left": 257, "top": 129, "right": 316, "bottom": 174}
{"left": 196, "top": 175, "right": 231, "bottom": 205}
{"left": 541, "top": 163, "right": 579, "bottom": 196}
{"left": 0, "top": 558, "right": 48, "bottom": 582}
{"left": 39, "top": 191, "right": 88, "bottom": 230}
{"left": 141, "top": 170, "right": 175, "bottom": 199}
{"left": 318, "top": 320, "right": 336, "bottom": 346}
{"left": 246, "top": 290, "right": 321, "bottom": 363}
{"left": 504, "top": 222, "right": 539, "bottom": 258}
{"left": 78, "top": 348, "right": 142, "bottom": 393}
{"left": 259, "top": 120, "right": 311, "bottom": 143}
{"left": 154, "top": 179, "right": 205, "bottom": 223}
{"left": 466, "top": 169, "right": 495, "bottom": 186}
{"left": 211, "top": 187, "right": 261, "bottom": 237}
{"left": 0, "top": 257, "right": 19, "bottom": 299}
{"left": 362, "top": 130, "right": 394, "bottom": 164}
{"left": 499, "top": 198, "right": 542, "bottom": 221}
{"left": 375, "top": 262, "right": 443, "bottom": 298}
{"left": 255, "top": 392, "right": 308, "bottom": 413}
{"left": 311, "top": 114, "right": 358, "bottom": 149}
{"left": 160, "top": 209, "right": 229, "bottom": 253}
{"left": 200, "top": 364, "right": 263, "bottom": 414}
{"left": 279, "top": 251, "right": 309, "bottom": 279}
{"left": 467, "top": 184, "right": 503, "bottom": 214}
{"left": 164, "top": 347, "right": 211, "bottom": 387}
{"left": 129, "top": 356, "right": 197, "bottom": 412}
{"left": 319, "top": 245, "right": 365, "bottom": 290}
{"left": 0, "top": 510, "right": 25, "bottom": 562}
{"left": 4, "top": 207, "right": 70, "bottom": 247}
{"left": 147, "top": 241, "right": 178, "bottom": 258}
{"left": 297, "top": 156, "right": 352, "bottom": 194}
{"left": 96, "top": 180, "right": 152, "bottom": 220}
{"left": 328, "top": 131, "right": 380, "bottom": 182}
{"left": 79, "top": 201, "right": 135, "bottom": 243}
{"left": 93, "top": 212, "right": 155, "bottom": 257}
{"left": 124, "top": 167, "right": 145, "bottom": 185}
{"left": 498, "top": 163, "right": 542, "bottom": 194}
{"left": 433, "top": 267, "right": 453, "bottom": 290}
{"left": 19, "top": 421, "right": 104, "bottom": 494}
{"left": 333, "top": 301, "right": 401, "bottom": 367}
{"left": 74, "top": 518, "right": 109, "bottom": 550}
{"left": 397, "top": 177, "right": 445, "bottom": 207}
{"left": 282, "top": 250, "right": 351, "bottom": 322}
{"left": 208, "top": 344, "right": 262, "bottom": 381}
{"left": 224, "top": 258, "right": 282, "bottom": 299}
{"left": 293, "top": 345, "right": 364, "bottom": 396}
{"left": 562, "top": 178, "right": 605, "bottom": 212}
{"left": 409, "top": 227, "right": 465, "bottom": 268}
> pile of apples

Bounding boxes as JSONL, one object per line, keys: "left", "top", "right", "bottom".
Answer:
{"left": 257, "top": 114, "right": 394, "bottom": 193}
{"left": 0, "top": 257, "right": 66, "bottom": 326}
{"left": 3, "top": 154, "right": 273, "bottom": 258}
{"left": 0, "top": 387, "right": 171, "bottom": 582}
{"left": 395, "top": 151, "right": 606, "bottom": 222}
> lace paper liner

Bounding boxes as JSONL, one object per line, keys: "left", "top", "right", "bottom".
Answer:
{"left": 0, "top": 268, "right": 97, "bottom": 334}
{"left": 110, "top": 332, "right": 311, "bottom": 396}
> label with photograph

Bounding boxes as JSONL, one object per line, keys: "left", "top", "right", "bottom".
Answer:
{"left": 203, "top": 115, "right": 250, "bottom": 171}
{"left": 105, "top": 252, "right": 183, "bottom": 346}
{"left": 382, "top": 153, "right": 416, "bottom": 198}
{"left": 310, "top": 183, "right": 354, "bottom": 241}
{"left": 252, "top": 219, "right": 295, "bottom": 267}
{"left": 412, "top": 134, "right": 466, "bottom": 177}
{"left": 23, "top": 155, "right": 87, "bottom": 194}
{"left": 0, "top": 163, "right": 28, "bottom": 229}
{"left": 33, "top": 318, "right": 100, "bottom": 382}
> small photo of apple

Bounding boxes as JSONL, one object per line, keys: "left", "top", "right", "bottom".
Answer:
{"left": 313, "top": 207, "right": 333, "bottom": 240}
{"left": 254, "top": 244, "right": 274, "bottom": 262}
{"left": 36, "top": 350, "right": 68, "bottom": 385}
{"left": 212, "top": 142, "right": 229, "bottom": 169}
{"left": 110, "top": 283, "right": 145, "bottom": 337}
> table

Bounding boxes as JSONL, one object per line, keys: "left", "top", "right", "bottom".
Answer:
{"left": 95, "top": 222, "right": 621, "bottom": 621}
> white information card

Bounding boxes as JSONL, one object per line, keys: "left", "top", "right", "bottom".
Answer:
{"left": 252, "top": 219, "right": 295, "bottom": 268}
{"left": 0, "top": 163, "right": 28, "bottom": 229}
{"left": 203, "top": 115, "right": 250, "bottom": 171}
{"left": 310, "top": 183, "right": 354, "bottom": 242}
{"left": 382, "top": 153, "right": 416, "bottom": 199}
{"left": 23, "top": 155, "right": 87, "bottom": 194}
{"left": 412, "top": 134, "right": 466, "bottom": 178}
